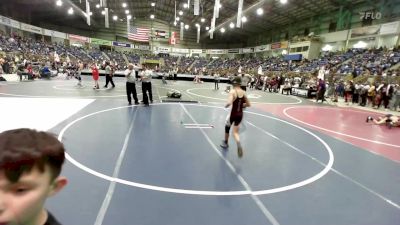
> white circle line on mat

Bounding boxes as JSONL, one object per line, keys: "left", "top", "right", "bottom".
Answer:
{"left": 58, "top": 103, "right": 333, "bottom": 196}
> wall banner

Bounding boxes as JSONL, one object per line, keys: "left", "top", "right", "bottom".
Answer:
{"left": 43, "top": 29, "right": 67, "bottom": 39}
{"left": 172, "top": 48, "right": 189, "bottom": 53}
{"left": 43, "top": 29, "right": 53, "bottom": 36}
{"left": 0, "top": 16, "right": 20, "bottom": 29}
{"left": 380, "top": 21, "right": 400, "bottom": 35}
{"left": 351, "top": 25, "right": 381, "bottom": 38}
{"left": 135, "top": 45, "right": 150, "bottom": 50}
{"left": 68, "top": 34, "right": 89, "bottom": 42}
{"left": 254, "top": 45, "right": 269, "bottom": 52}
{"left": 157, "top": 47, "right": 170, "bottom": 53}
{"left": 191, "top": 49, "right": 203, "bottom": 54}
{"left": 227, "top": 49, "right": 240, "bottom": 54}
{"left": 242, "top": 48, "right": 254, "bottom": 53}
{"left": 271, "top": 42, "right": 281, "bottom": 49}
{"left": 20, "top": 23, "right": 42, "bottom": 34}
{"left": 91, "top": 38, "right": 112, "bottom": 46}
{"left": 112, "top": 41, "right": 131, "bottom": 48}
{"left": 52, "top": 31, "right": 67, "bottom": 39}
{"left": 207, "top": 49, "right": 226, "bottom": 54}
{"left": 280, "top": 41, "right": 289, "bottom": 49}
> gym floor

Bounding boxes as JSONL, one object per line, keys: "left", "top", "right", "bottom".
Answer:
{"left": 0, "top": 76, "right": 399, "bottom": 225}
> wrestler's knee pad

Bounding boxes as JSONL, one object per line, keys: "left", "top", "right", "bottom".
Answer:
{"left": 225, "top": 125, "right": 231, "bottom": 133}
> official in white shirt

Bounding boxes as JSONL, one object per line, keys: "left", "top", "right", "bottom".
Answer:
{"left": 140, "top": 67, "right": 153, "bottom": 106}
{"left": 125, "top": 63, "right": 139, "bottom": 105}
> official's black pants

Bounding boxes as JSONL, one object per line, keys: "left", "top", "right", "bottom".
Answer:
{"left": 105, "top": 74, "right": 115, "bottom": 87}
{"left": 126, "top": 82, "right": 138, "bottom": 104}
{"left": 142, "top": 82, "right": 153, "bottom": 105}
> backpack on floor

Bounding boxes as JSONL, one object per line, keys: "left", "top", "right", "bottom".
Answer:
{"left": 167, "top": 90, "right": 181, "bottom": 98}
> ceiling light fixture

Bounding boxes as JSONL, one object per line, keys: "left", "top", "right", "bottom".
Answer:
{"left": 56, "top": 0, "right": 62, "bottom": 7}
{"left": 280, "top": 0, "right": 288, "bottom": 4}
{"left": 125, "top": 10, "right": 129, "bottom": 14}
{"left": 184, "top": 24, "right": 189, "bottom": 29}
{"left": 201, "top": 18, "right": 205, "bottom": 23}
{"left": 195, "top": 23, "right": 199, "bottom": 27}
{"left": 173, "top": 21, "right": 177, "bottom": 26}
{"left": 257, "top": 8, "right": 263, "bottom": 15}
{"left": 150, "top": 14, "right": 155, "bottom": 19}
{"left": 229, "top": 22, "right": 234, "bottom": 28}
{"left": 205, "top": 26, "right": 210, "bottom": 30}
{"left": 241, "top": 16, "right": 247, "bottom": 22}
{"left": 179, "top": 10, "right": 183, "bottom": 15}
{"left": 68, "top": 7, "right": 73, "bottom": 15}
{"left": 151, "top": 2, "right": 156, "bottom": 7}
{"left": 176, "top": 17, "right": 180, "bottom": 21}
{"left": 113, "top": 15, "right": 118, "bottom": 20}
{"left": 101, "top": 10, "right": 105, "bottom": 15}
{"left": 220, "top": 27, "right": 225, "bottom": 33}
{"left": 95, "top": 4, "right": 100, "bottom": 8}
{"left": 122, "top": 3, "right": 127, "bottom": 8}
{"left": 219, "top": 3, "right": 222, "bottom": 8}
{"left": 127, "top": 15, "right": 132, "bottom": 20}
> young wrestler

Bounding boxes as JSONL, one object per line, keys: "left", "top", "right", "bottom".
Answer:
{"left": 220, "top": 76, "right": 251, "bottom": 157}
{"left": 366, "top": 114, "right": 399, "bottom": 128}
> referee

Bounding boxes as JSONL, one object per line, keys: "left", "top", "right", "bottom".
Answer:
{"left": 125, "top": 63, "right": 139, "bottom": 105}
{"left": 140, "top": 66, "right": 153, "bottom": 106}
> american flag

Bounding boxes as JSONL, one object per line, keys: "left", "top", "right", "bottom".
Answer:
{"left": 128, "top": 26, "right": 150, "bottom": 42}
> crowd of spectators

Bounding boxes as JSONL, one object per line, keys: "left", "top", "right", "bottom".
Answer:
{"left": 0, "top": 33, "right": 399, "bottom": 96}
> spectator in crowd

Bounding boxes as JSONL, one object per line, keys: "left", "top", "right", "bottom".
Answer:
{"left": 367, "top": 84, "right": 376, "bottom": 106}
{"left": 91, "top": 63, "right": 100, "bottom": 89}
{"left": 40, "top": 63, "right": 51, "bottom": 79}
{"left": 344, "top": 80, "right": 354, "bottom": 103}
{"left": 16, "top": 63, "right": 25, "bottom": 81}
{"left": 391, "top": 84, "right": 400, "bottom": 111}
{"left": 316, "top": 78, "right": 326, "bottom": 103}
{"left": 359, "top": 82, "right": 369, "bottom": 106}
{"left": 353, "top": 82, "right": 361, "bottom": 104}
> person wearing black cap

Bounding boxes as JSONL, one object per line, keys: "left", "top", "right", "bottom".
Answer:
{"left": 220, "top": 76, "right": 251, "bottom": 157}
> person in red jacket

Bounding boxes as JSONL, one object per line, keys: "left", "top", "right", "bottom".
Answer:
{"left": 26, "top": 63, "right": 36, "bottom": 79}
{"left": 91, "top": 64, "right": 99, "bottom": 89}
